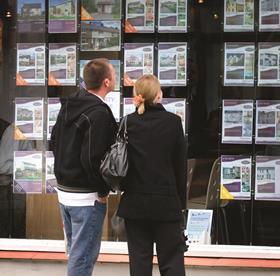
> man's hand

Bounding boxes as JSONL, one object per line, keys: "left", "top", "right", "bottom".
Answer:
{"left": 98, "top": 195, "right": 108, "bottom": 204}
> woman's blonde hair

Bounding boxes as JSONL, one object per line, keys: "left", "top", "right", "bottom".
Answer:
{"left": 133, "top": 74, "right": 161, "bottom": 115}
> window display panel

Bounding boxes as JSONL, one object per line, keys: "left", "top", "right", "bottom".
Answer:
{"left": 158, "top": 0, "right": 188, "bottom": 33}
{"left": 13, "top": 151, "right": 43, "bottom": 194}
{"left": 258, "top": 42, "right": 280, "bottom": 86}
{"left": 222, "top": 100, "right": 253, "bottom": 144}
{"left": 80, "top": 21, "right": 121, "bottom": 51}
{"left": 158, "top": 42, "right": 187, "bottom": 86}
{"left": 220, "top": 155, "right": 252, "bottom": 200}
{"left": 259, "top": 0, "right": 280, "bottom": 32}
{"left": 16, "top": 43, "right": 46, "bottom": 86}
{"left": 125, "top": 0, "right": 155, "bottom": 33}
{"left": 15, "top": 98, "right": 44, "bottom": 140}
{"left": 2, "top": 0, "right": 280, "bottom": 248}
{"left": 255, "top": 156, "right": 280, "bottom": 200}
{"left": 48, "top": 43, "right": 77, "bottom": 86}
{"left": 48, "top": 0, "right": 77, "bottom": 33}
{"left": 17, "top": 0, "right": 45, "bottom": 33}
{"left": 255, "top": 100, "right": 280, "bottom": 144}
{"left": 124, "top": 43, "right": 154, "bottom": 86}
{"left": 224, "top": 0, "right": 254, "bottom": 32}
{"left": 223, "top": 42, "right": 255, "bottom": 86}
{"left": 81, "top": 0, "right": 121, "bottom": 20}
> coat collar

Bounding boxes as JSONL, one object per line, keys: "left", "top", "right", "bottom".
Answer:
{"left": 144, "top": 103, "right": 165, "bottom": 111}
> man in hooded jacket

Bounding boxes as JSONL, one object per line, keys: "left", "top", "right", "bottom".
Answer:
{"left": 51, "top": 58, "right": 117, "bottom": 276}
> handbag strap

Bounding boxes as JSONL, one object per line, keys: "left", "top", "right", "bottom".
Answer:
{"left": 117, "top": 115, "right": 128, "bottom": 141}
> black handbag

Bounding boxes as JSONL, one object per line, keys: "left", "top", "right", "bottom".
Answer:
{"left": 100, "top": 116, "right": 128, "bottom": 191}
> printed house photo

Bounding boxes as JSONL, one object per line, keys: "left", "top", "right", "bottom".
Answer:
{"left": 226, "top": 68, "right": 244, "bottom": 80}
{"left": 15, "top": 159, "right": 42, "bottom": 180}
{"left": 177, "top": 66, "right": 185, "bottom": 80}
{"left": 223, "top": 166, "right": 241, "bottom": 180}
{"left": 125, "top": 52, "right": 143, "bottom": 67}
{"left": 257, "top": 167, "right": 275, "bottom": 182}
{"left": 261, "top": 0, "right": 279, "bottom": 28}
{"left": 17, "top": 108, "right": 33, "bottom": 121}
{"left": 260, "top": 53, "right": 278, "bottom": 67}
{"left": 127, "top": 1, "right": 145, "bottom": 14}
{"left": 224, "top": 110, "right": 243, "bottom": 123}
{"left": 258, "top": 111, "right": 275, "bottom": 124}
{"left": 17, "top": 0, "right": 45, "bottom": 20}
{"left": 244, "top": 54, "right": 254, "bottom": 79}
{"left": 49, "top": 0, "right": 76, "bottom": 20}
{"left": 19, "top": 53, "right": 35, "bottom": 67}
{"left": 160, "top": 53, "right": 176, "bottom": 67}
{"left": 36, "top": 68, "right": 44, "bottom": 79}
{"left": 242, "top": 111, "right": 253, "bottom": 136}
{"left": 81, "top": 21, "right": 120, "bottom": 51}
{"left": 241, "top": 166, "right": 250, "bottom": 192}
{"left": 50, "top": 54, "right": 67, "bottom": 78}
{"left": 82, "top": 0, "right": 121, "bottom": 20}
{"left": 66, "top": 53, "right": 76, "bottom": 79}
{"left": 160, "top": 0, "right": 177, "bottom": 14}
{"left": 227, "top": 53, "right": 245, "bottom": 66}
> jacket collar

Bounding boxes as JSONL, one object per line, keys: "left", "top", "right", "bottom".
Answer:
{"left": 144, "top": 103, "right": 165, "bottom": 111}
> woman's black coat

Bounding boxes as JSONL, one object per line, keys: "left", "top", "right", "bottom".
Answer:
{"left": 117, "top": 103, "right": 187, "bottom": 222}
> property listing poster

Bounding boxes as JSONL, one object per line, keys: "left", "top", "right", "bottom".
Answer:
{"left": 124, "top": 43, "right": 154, "bottom": 86}
{"left": 123, "top": 97, "right": 186, "bottom": 131}
{"left": 222, "top": 100, "right": 253, "bottom": 144}
{"left": 13, "top": 151, "right": 42, "bottom": 194}
{"left": 15, "top": 98, "right": 44, "bottom": 140}
{"left": 48, "top": 43, "right": 76, "bottom": 86}
{"left": 45, "top": 151, "right": 57, "bottom": 194}
{"left": 255, "top": 100, "right": 280, "bottom": 144}
{"left": 224, "top": 42, "right": 255, "bottom": 86}
{"left": 158, "top": 0, "right": 187, "bottom": 32}
{"left": 224, "top": 0, "right": 254, "bottom": 31}
{"left": 17, "top": 0, "right": 45, "bottom": 33}
{"left": 81, "top": 0, "right": 121, "bottom": 20}
{"left": 48, "top": 0, "right": 77, "bottom": 33}
{"left": 220, "top": 155, "right": 252, "bottom": 200}
{"left": 80, "top": 21, "right": 121, "bottom": 51}
{"left": 158, "top": 43, "right": 187, "bottom": 86}
{"left": 258, "top": 42, "right": 280, "bottom": 86}
{"left": 123, "top": 98, "right": 136, "bottom": 115}
{"left": 186, "top": 209, "right": 213, "bottom": 244}
{"left": 80, "top": 59, "right": 120, "bottom": 91}
{"left": 125, "top": 0, "right": 155, "bottom": 33}
{"left": 47, "top": 98, "right": 61, "bottom": 140}
{"left": 105, "top": 92, "right": 120, "bottom": 121}
{"left": 162, "top": 98, "right": 186, "bottom": 132}
{"left": 16, "top": 43, "right": 45, "bottom": 86}
{"left": 259, "top": 0, "right": 280, "bottom": 32}
{"left": 255, "top": 156, "right": 280, "bottom": 200}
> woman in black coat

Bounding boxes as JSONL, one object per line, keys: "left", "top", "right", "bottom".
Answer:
{"left": 117, "top": 75, "right": 187, "bottom": 276}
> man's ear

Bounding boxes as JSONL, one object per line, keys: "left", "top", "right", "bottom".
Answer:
{"left": 104, "top": 78, "right": 110, "bottom": 88}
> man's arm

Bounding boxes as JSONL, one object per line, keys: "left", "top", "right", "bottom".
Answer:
{"left": 81, "top": 110, "right": 116, "bottom": 197}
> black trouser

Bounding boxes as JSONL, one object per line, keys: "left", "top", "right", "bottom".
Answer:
{"left": 125, "top": 219, "right": 186, "bottom": 276}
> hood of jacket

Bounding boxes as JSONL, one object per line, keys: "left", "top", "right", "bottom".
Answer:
{"left": 59, "top": 89, "right": 108, "bottom": 126}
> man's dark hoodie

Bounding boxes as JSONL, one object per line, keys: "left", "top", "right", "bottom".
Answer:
{"left": 51, "top": 89, "right": 118, "bottom": 197}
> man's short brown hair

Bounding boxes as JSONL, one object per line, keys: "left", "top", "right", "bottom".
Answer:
{"left": 83, "top": 58, "right": 111, "bottom": 90}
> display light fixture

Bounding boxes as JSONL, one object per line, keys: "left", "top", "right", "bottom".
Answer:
{"left": 197, "top": 0, "right": 204, "bottom": 3}
{"left": 5, "top": 11, "right": 12, "bottom": 18}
